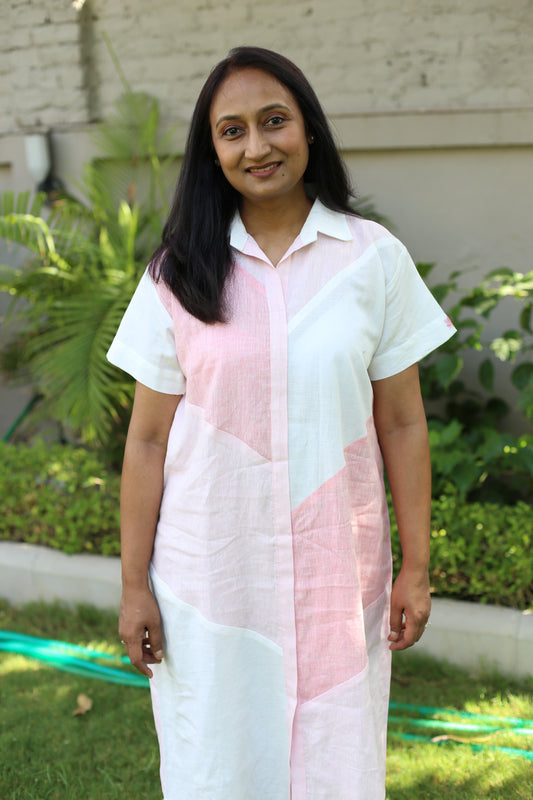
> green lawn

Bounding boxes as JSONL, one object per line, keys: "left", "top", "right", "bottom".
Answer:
{"left": 1, "top": 600, "right": 532, "bottom": 799}
{"left": 387, "top": 653, "right": 533, "bottom": 799}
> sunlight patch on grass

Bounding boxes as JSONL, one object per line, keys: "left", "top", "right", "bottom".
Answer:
{"left": 0, "top": 652, "right": 42, "bottom": 676}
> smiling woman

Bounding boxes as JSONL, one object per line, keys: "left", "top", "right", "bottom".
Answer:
{"left": 106, "top": 46, "right": 455, "bottom": 800}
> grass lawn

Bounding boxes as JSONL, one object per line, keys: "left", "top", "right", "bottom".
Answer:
{"left": 1, "top": 599, "right": 532, "bottom": 800}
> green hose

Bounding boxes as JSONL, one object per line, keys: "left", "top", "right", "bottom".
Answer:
{"left": 0, "top": 630, "right": 149, "bottom": 688}
{"left": 2, "top": 631, "right": 533, "bottom": 759}
{"left": 388, "top": 715, "right": 533, "bottom": 736}
{"left": 388, "top": 700, "right": 533, "bottom": 760}
{"left": 388, "top": 731, "right": 533, "bottom": 761}
{"left": 389, "top": 701, "right": 533, "bottom": 729}
{"left": 1, "top": 393, "right": 42, "bottom": 442}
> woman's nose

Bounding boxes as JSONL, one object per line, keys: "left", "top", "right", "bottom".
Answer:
{"left": 245, "top": 128, "right": 271, "bottom": 161}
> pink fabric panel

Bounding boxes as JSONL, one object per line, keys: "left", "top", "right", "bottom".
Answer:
{"left": 345, "top": 418, "right": 392, "bottom": 609}
{"left": 170, "top": 266, "right": 272, "bottom": 460}
{"left": 291, "top": 417, "right": 391, "bottom": 704}
{"left": 291, "top": 465, "right": 364, "bottom": 704}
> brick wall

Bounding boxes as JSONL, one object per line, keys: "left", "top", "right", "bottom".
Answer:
{"left": 2, "top": 0, "right": 532, "bottom": 133}
{"left": 2, "top": 1, "right": 88, "bottom": 130}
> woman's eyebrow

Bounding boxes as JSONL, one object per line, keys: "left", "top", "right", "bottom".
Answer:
{"left": 215, "top": 103, "right": 291, "bottom": 127}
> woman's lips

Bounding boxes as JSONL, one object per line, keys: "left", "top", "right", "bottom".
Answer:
{"left": 246, "top": 162, "right": 281, "bottom": 176}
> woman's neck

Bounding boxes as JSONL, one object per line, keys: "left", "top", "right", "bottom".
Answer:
{"left": 239, "top": 191, "right": 313, "bottom": 258}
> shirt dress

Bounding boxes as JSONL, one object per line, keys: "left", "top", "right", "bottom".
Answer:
{"left": 107, "top": 199, "right": 455, "bottom": 800}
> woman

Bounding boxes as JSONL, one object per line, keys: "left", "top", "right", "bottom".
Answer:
{"left": 108, "top": 46, "right": 455, "bottom": 800}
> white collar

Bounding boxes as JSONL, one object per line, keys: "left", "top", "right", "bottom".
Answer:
{"left": 229, "top": 197, "right": 353, "bottom": 253}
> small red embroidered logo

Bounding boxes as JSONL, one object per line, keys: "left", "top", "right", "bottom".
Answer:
{"left": 445, "top": 316, "right": 454, "bottom": 328}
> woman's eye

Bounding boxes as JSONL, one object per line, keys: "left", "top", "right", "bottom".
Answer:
{"left": 266, "top": 116, "right": 285, "bottom": 127}
{"left": 222, "top": 126, "right": 241, "bottom": 137}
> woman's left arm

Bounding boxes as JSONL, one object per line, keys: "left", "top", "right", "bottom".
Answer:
{"left": 372, "top": 363, "right": 432, "bottom": 651}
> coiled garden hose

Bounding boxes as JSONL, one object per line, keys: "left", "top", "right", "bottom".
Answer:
{"left": 0, "top": 630, "right": 148, "bottom": 688}
{"left": 388, "top": 701, "right": 533, "bottom": 760}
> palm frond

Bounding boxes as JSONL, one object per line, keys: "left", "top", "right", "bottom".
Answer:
{"left": 0, "top": 211, "right": 71, "bottom": 271}
{"left": 92, "top": 92, "right": 161, "bottom": 163}
{"left": 26, "top": 281, "right": 136, "bottom": 442}
{"left": 0, "top": 190, "right": 47, "bottom": 217}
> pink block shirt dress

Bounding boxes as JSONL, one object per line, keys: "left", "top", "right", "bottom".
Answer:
{"left": 107, "top": 199, "right": 455, "bottom": 800}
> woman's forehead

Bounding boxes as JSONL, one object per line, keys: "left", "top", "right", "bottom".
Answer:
{"left": 210, "top": 67, "right": 299, "bottom": 121}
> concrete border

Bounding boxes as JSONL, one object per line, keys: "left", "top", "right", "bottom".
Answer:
{"left": 0, "top": 541, "right": 121, "bottom": 612}
{"left": 415, "top": 597, "right": 533, "bottom": 679}
{"left": 1, "top": 541, "right": 532, "bottom": 679}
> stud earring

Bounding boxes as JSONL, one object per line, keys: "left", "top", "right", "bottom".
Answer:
{"left": 214, "top": 157, "right": 220, "bottom": 166}
{"left": 308, "top": 134, "right": 315, "bottom": 144}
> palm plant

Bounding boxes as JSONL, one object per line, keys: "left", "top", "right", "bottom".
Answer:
{"left": 0, "top": 88, "right": 179, "bottom": 461}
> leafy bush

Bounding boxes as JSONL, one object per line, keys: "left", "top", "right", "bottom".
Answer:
{"left": 428, "top": 418, "right": 533, "bottom": 504}
{"left": 420, "top": 265, "right": 533, "bottom": 422}
{"left": 0, "top": 441, "right": 120, "bottom": 555}
{"left": 419, "top": 263, "right": 533, "bottom": 504}
{"left": 391, "top": 488, "right": 533, "bottom": 611}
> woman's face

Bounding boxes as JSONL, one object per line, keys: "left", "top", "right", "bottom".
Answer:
{"left": 210, "top": 67, "right": 310, "bottom": 209}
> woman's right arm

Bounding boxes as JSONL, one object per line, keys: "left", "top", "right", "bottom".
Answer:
{"left": 118, "top": 381, "right": 182, "bottom": 677}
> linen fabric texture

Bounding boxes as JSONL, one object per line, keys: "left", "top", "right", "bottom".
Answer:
{"left": 107, "top": 199, "right": 455, "bottom": 800}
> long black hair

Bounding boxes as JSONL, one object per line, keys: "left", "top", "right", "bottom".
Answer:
{"left": 150, "top": 46, "right": 357, "bottom": 323}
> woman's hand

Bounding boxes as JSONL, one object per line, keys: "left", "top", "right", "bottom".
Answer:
{"left": 119, "top": 586, "right": 164, "bottom": 677}
{"left": 388, "top": 565, "right": 431, "bottom": 651}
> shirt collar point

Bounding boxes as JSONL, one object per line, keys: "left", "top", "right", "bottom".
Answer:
{"left": 229, "top": 213, "right": 249, "bottom": 251}
{"left": 300, "top": 198, "right": 353, "bottom": 244}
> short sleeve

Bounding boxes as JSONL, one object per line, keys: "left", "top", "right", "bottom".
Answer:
{"left": 106, "top": 269, "right": 186, "bottom": 395}
{"left": 368, "top": 240, "right": 456, "bottom": 381}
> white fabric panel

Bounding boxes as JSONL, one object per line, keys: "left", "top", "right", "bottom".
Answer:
{"left": 287, "top": 262, "right": 375, "bottom": 509}
{"left": 368, "top": 239, "right": 454, "bottom": 381}
{"left": 107, "top": 269, "right": 186, "bottom": 395}
{"left": 150, "top": 569, "right": 290, "bottom": 800}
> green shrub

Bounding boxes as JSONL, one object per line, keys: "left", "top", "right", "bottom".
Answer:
{"left": 427, "top": 418, "right": 533, "bottom": 504}
{"left": 419, "top": 263, "right": 533, "bottom": 505}
{"left": 0, "top": 441, "right": 120, "bottom": 555}
{"left": 391, "top": 488, "right": 533, "bottom": 611}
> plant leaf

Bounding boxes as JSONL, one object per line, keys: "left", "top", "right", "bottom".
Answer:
{"left": 490, "top": 331, "right": 523, "bottom": 362}
{"left": 434, "top": 354, "right": 463, "bottom": 389}
{"left": 519, "top": 302, "right": 532, "bottom": 333}
{"left": 511, "top": 362, "right": 533, "bottom": 391}
{"left": 478, "top": 358, "right": 494, "bottom": 391}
